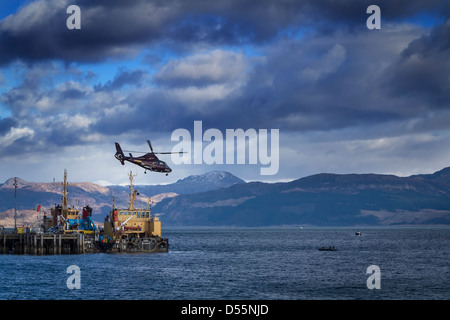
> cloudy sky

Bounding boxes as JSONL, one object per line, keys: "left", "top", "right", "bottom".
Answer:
{"left": 0, "top": 0, "right": 449, "bottom": 185}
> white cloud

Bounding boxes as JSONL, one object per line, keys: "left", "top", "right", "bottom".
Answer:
{"left": 0, "top": 0, "right": 68, "bottom": 34}
{"left": 0, "top": 126, "right": 34, "bottom": 147}
{"left": 155, "top": 49, "right": 247, "bottom": 86}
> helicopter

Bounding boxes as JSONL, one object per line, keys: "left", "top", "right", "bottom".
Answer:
{"left": 114, "top": 140, "right": 185, "bottom": 175}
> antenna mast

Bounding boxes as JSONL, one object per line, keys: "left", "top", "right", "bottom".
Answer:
{"left": 63, "top": 169, "right": 69, "bottom": 213}
{"left": 128, "top": 171, "right": 138, "bottom": 210}
{"left": 14, "top": 177, "right": 17, "bottom": 232}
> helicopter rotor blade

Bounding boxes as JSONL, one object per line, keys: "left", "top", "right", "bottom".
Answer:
{"left": 123, "top": 139, "right": 188, "bottom": 155}
{"left": 147, "top": 140, "right": 154, "bottom": 153}
{"left": 123, "top": 150, "right": 149, "bottom": 154}
{"left": 122, "top": 150, "right": 187, "bottom": 155}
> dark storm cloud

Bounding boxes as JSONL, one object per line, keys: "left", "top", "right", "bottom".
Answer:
{"left": 384, "top": 19, "right": 450, "bottom": 107}
{"left": 167, "top": 17, "right": 447, "bottom": 135}
{"left": 0, "top": 0, "right": 304, "bottom": 64}
{"left": 303, "top": 0, "right": 449, "bottom": 24}
{"left": 1, "top": 0, "right": 450, "bottom": 163}
{"left": 162, "top": 36, "right": 389, "bottom": 132}
{"left": 1, "top": 0, "right": 449, "bottom": 65}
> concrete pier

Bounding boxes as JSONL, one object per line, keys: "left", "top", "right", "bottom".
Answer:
{"left": 0, "top": 232, "right": 168, "bottom": 254}
{"left": 0, "top": 233, "right": 95, "bottom": 255}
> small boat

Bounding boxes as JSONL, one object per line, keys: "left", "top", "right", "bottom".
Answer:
{"left": 318, "top": 246, "right": 337, "bottom": 251}
{"left": 355, "top": 232, "right": 362, "bottom": 236}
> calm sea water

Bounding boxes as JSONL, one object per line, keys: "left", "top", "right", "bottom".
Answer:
{"left": 0, "top": 227, "right": 449, "bottom": 300}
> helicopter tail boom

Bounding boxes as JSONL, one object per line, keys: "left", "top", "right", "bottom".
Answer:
{"left": 114, "top": 142, "right": 125, "bottom": 165}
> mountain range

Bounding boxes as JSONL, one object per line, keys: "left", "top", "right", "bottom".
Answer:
{"left": 107, "top": 171, "right": 245, "bottom": 197}
{"left": 153, "top": 168, "right": 450, "bottom": 226}
{"left": 1, "top": 168, "right": 450, "bottom": 227}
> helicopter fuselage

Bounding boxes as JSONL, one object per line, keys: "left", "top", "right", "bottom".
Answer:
{"left": 127, "top": 153, "right": 172, "bottom": 173}
{"left": 114, "top": 142, "right": 172, "bottom": 174}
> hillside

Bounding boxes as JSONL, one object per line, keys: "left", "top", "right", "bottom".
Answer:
{"left": 153, "top": 168, "right": 450, "bottom": 226}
